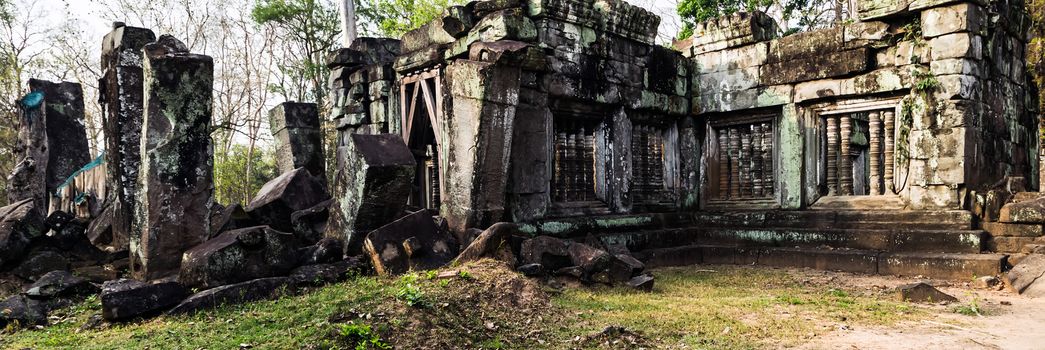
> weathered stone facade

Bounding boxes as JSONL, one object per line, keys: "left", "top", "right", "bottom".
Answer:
{"left": 677, "top": 0, "right": 1037, "bottom": 211}
{"left": 322, "top": 0, "right": 1036, "bottom": 279}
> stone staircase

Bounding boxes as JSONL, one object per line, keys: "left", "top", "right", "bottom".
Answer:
{"left": 519, "top": 210, "right": 1008, "bottom": 280}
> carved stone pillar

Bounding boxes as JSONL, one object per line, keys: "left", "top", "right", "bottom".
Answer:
{"left": 728, "top": 128, "right": 740, "bottom": 198}
{"left": 868, "top": 111, "right": 882, "bottom": 195}
{"left": 826, "top": 116, "right": 839, "bottom": 196}
{"left": 718, "top": 131, "right": 729, "bottom": 199}
{"left": 839, "top": 114, "right": 853, "bottom": 196}
{"left": 884, "top": 111, "right": 895, "bottom": 194}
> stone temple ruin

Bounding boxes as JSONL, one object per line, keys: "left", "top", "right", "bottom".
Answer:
{"left": 3, "top": 0, "right": 1045, "bottom": 329}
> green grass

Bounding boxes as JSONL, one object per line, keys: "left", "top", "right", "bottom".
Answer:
{"left": 550, "top": 266, "right": 921, "bottom": 349}
{"left": 1, "top": 264, "right": 925, "bottom": 349}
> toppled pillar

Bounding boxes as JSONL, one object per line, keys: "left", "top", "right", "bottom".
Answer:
{"left": 269, "top": 102, "right": 325, "bottom": 185}
{"left": 332, "top": 134, "right": 414, "bottom": 254}
{"left": 7, "top": 80, "right": 91, "bottom": 211}
{"left": 130, "top": 35, "right": 215, "bottom": 280}
{"left": 99, "top": 22, "right": 156, "bottom": 250}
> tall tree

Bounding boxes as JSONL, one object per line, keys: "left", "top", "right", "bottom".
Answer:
{"left": 677, "top": 0, "right": 853, "bottom": 39}
{"left": 357, "top": 0, "right": 464, "bottom": 38}
{"left": 0, "top": 0, "right": 53, "bottom": 205}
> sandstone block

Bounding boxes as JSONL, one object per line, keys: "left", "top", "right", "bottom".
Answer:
{"left": 333, "top": 134, "right": 414, "bottom": 254}
{"left": 179, "top": 226, "right": 298, "bottom": 289}
{"left": 132, "top": 35, "right": 214, "bottom": 280}
{"left": 100, "top": 279, "right": 187, "bottom": 321}
{"left": 363, "top": 210, "right": 459, "bottom": 275}
{"left": 246, "top": 168, "right": 330, "bottom": 234}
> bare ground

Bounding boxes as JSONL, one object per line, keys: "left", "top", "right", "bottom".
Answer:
{"left": 785, "top": 268, "right": 1045, "bottom": 350}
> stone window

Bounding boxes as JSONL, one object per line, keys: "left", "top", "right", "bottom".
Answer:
{"left": 552, "top": 118, "right": 600, "bottom": 203}
{"left": 630, "top": 122, "right": 679, "bottom": 207}
{"left": 820, "top": 108, "right": 895, "bottom": 196}
{"left": 707, "top": 115, "right": 775, "bottom": 201}
{"left": 400, "top": 68, "right": 443, "bottom": 210}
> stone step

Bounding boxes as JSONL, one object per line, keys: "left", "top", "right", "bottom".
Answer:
{"left": 690, "top": 210, "right": 976, "bottom": 230}
{"left": 635, "top": 245, "right": 1006, "bottom": 280}
{"left": 598, "top": 227, "right": 986, "bottom": 254}
{"left": 519, "top": 209, "right": 976, "bottom": 237}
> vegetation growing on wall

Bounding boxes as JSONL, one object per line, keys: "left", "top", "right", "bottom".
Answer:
{"left": 677, "top": 0, "right": 856, "bottom": 39}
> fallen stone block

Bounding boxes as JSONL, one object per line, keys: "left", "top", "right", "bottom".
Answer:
{"left": 299, "top": 236, "right": 345, "bottom": 266}
{"left": 291, "top": 199, "right": 334, "bottom": 244}
{"left": 628, "top": 274, "right": 655, "bottom": 291}
{"left": 0, "top": 199, "right": 46, "bottom": 267}
{"left": 454, "top": 222, "right": 518, "bottom": 264}
{"left": 517, "top": 263, "right": 543, "bottom": 276}
{"left": 1004, "top": 254, "right": 1045, "bottom": 297}
{"left": 607, "top": 254, "right": 646, "bottom": 282}
{"left": 568, "top": 243, "right": 612, "bottom": 276}
{"left": 1000, "top": 197, "right": 1045, "bottom": 224}
{"left": 24, "top": 270, "right": 98, "bottom": 299}
{"left": 289, "top": 258, "right": 367, "bottom": 287}
{"left": 167, "top": 277, "right": 292, "bottom": 315}
{"left": 86, "top": 203, "right": 127, "bottom": 253}
{"left": 73, "top": 264, "right": 120, "bottom": 283}
{"left": 246, "top": 168, "right": 330, "bottom": 234}
{"left": 0, "top": 295, "right": 50, "bottom": 328}
{"left": 894, "top": 282, "right": 957, "bottom": 303}
{"left": 334, "top": 133, "right": 415, "bottom": 254}
{"left": 13, "top": 250, "right": 70, "bottom": 281}
{"left": 179, "top": 226, "right": 298, "bottom": 289}
{"left": 519, "top": 236, "right": 571, "bottom": 271}
{"left": 209, "top": 203, "right": 257, "bottom": 239}
{"left": 100, "top": 279, "right": 187, "bottom": 321}
{"left": 363, "top": 210, "right": 458, "bottom": 275}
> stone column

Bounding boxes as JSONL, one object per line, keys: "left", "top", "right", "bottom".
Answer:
{"left": 269, "top": 102, "right": 325, "bottom": 185}
{"left": 131, "top": 35, "right": 214, "bottom": 280}
{"left": 443, "top": 59, "right": 521, "bottom": 231}
{"left": 7, "top": 79, "right": 90, "bottom": 212}
{"left": 99, "top": 23, "right": 156, "bottom": 251}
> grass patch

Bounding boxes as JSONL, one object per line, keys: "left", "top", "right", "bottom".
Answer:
{"left": 551, "top": 266, "right": 921, "bottom": 349}
{"left": 1, "top": 263, "right": 926, "bottom": 349}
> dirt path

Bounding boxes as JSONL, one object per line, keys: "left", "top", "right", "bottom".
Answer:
{"left": 789, "top": 270, "right": 1045, "bottom": 350}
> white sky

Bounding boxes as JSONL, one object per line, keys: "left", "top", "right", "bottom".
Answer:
{"left": 38, "top": 0, "right": 683, "bottom": 45}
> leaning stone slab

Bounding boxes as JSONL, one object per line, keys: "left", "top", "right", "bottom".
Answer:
{"left": 363, "top": 210, "right": 459, "bottom": 275}
{"left": 0, "top": 199, "right": 45, "bottom": 267}
{"left": 167, "top": 277, "right": 291, "bottom": 315}
{"left": 24, "top": 270, "right": 98, "bottom": 299}
{"left": 1004, "top": 254, "right": 1045, "bottom": 298}
{"left": 131, "top": 35, "right": 214, "bottom": 281}
{"left": 179, "top": 226, "right": 298, "bottom": 289}
{"left": 100, "top": 279, "right": 188, "bottom": 321}
{"left": 334, "top": 134, "right": 414, "bottom": 254}
{"left": 246, "top": 168, "right": 330, "bottom": 234}
{"left": 454, "top": 222, "right": 518, "bottom": 264}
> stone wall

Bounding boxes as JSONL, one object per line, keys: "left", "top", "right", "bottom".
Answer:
{"left": 330, "top": 0, "right": 1037, "bottom": 233}
{"left": 677, "top": 0, "right": 1038, "bottom": 210}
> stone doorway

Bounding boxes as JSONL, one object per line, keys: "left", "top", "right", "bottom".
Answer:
{"left": 400, "top": 68, "right": 443, "bottom": 210}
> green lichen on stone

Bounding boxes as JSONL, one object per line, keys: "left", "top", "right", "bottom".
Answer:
{"left": 539, "top": 221, "right": 576, "bottom": 235}
{"left": 594, "top": 216, "right": 652, "bottom": 229}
